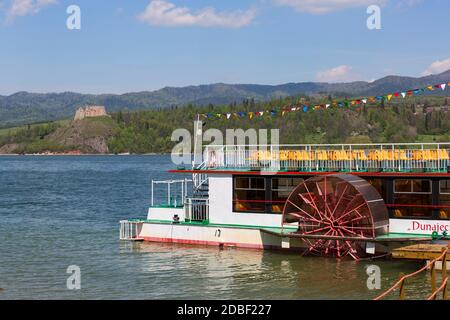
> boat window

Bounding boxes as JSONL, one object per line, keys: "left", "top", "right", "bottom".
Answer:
{"left": 392, "top": 179, "right": 432, "bottom": 218}
{"left": 412, "top": 180, "right": 431, "bottom": 193}
{"left": 271, "top": 178, "right": 304, "bottom": 213}
{"left": 234, "top": 177, "right": 250, "bottom": 189}
{"left": 439, "top": 180, "right": 450, "bottom": 194}
{"left": 251, "top": 177, "right": 266, "bottom": 190}
{"left": 234, "top": 177, "right": 265, "bottom": 190}
{"left": 233, "top": 177, "right": 266, "bottom": 213}
{"left": 394, "top": 179, "right": 411, "bottom": 193}
{"left": 394, "top": 179, "right": 431, "bottom": 194}
{"left": 272, "top": 177, "right": 304, "bottom": 191}
{"left": 438, "top": 180, "right": 450, "bottom": 219}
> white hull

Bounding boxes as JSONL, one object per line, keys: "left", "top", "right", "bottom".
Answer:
{"left": 139, "top": 222, "right": 305, "bottom": 250}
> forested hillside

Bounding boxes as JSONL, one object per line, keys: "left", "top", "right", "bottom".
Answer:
{"left": 1, "top": 70, "right": 449, "bottom": 128}
{"left": 1, "top": 94, "right": 449, "bottom": 154}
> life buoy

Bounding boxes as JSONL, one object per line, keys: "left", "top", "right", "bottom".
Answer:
{"left": 432, "top": 231, "right": 439, "bottom": 240}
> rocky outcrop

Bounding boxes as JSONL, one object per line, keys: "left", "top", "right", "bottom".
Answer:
{"left": 82, "top": 137, "right": 110, "bottom": 154}
{"left": 74, "top": 106, "right": 108, "bottom": 121}
{"left": 0, "top": 143, "right": 21, "bottom": 154}
{"left": 46, "top": 117, "right": 117, "bottom": 153}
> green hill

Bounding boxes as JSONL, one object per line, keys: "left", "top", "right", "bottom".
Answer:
{"left": 1, "top": 70, "right": 449, "bottom": 128}
{"left": 0, "top": 116, "right": 118, "bottom": 154}
{"left": 1, "top": 94, "right": 449, "bottom": 155}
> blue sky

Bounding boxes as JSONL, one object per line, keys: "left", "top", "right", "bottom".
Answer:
{"left": 0, "top": 0, "right": 449, "bottom": 95}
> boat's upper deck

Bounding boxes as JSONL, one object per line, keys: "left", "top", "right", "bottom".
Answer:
{"left": 190, "top": 143, "right": 450, "bottom": 175}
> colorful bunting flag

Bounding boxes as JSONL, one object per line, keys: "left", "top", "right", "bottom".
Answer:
{"left": 198, "top": 81, "right": 450, "bottom": 120}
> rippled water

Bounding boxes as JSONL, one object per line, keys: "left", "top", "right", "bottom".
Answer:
{"left": 0, "top": 155, "right": 436, "bottom": 299}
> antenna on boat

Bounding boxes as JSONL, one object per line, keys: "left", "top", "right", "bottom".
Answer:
{"left": 192, "top": 113, "right": 203, "bottom": 170}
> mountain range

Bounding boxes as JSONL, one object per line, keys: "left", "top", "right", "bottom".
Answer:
{"left": 1, "top": 70, "right": 449, "bottom": 128}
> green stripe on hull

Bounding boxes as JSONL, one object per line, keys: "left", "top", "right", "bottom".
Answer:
{"left": 128, "top": 218, "right": 298, "bottom": 232}
{"left": 128, "top": 219, "right": 437, "bottom": 240}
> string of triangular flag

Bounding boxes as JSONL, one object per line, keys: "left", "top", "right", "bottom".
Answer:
{"left": 198, "top": 81, "right": 449, "bottom": 120}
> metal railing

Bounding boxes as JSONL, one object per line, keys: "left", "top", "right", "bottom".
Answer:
{"left": 151, "top": 178, "right": 192, "bottom": 207}
{"left": 120, "top": 220, "right": 143, "bottom": 240}
{"left": 193, "top": 160, "right": 209, "bottom": 192}
{"left": 193, "top": 172, "right": 208, "bottom": 188}
{"left": 204, "top": 143, "right": 450, "bottom": 173}
{"left": 374, "top": 245, "right": 449, "bottom": 300}
{"left": 185, "top": 198, "right": 209, "bottom": 222}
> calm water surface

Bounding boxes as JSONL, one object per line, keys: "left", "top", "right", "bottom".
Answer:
{"left": 0, "top": 156, "right": 434, "bottom": 299}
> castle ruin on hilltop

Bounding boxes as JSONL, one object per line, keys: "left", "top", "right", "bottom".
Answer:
{"left": 74, "top": 106, "right": 108, "bottom": 121}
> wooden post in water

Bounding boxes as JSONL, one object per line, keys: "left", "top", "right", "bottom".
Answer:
{"left": 442, "top": 247, "right": 447, "bottom": 280}
{"left": 399, "top": 273, "right": 406, "bottom": 300}
{"left": 431, "top": 261, "right": 436, "bottom": 294}
{"left": 443, "top": 247, "right": 448, "bottom": 300}
{"left": 444, "top": 281, "right": 448, "bottom": 300}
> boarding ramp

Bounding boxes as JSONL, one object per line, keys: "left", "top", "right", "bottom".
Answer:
{"left": 374, "top": 245, "right": 449, "bottom": 300}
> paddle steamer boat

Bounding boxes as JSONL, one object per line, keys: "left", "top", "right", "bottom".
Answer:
{"left": 120, "top": 128, "right": 450, "bottom": 259}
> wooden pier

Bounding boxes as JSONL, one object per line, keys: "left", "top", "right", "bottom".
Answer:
{"left": 392, "top": 244, "right": 450, "bottom": 261}
{"left": 374, "top": 244, "right": 449, "bottom": 300}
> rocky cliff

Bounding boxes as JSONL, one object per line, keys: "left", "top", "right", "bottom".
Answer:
{"left": 74, "top": 106, "right": 108, "bottom": 121}
{"left": 46, "top": 116, "right": 117, "bottom": 153}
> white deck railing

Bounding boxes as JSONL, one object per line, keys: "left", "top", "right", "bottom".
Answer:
{"left": 204, "top": 143, "right": 450, "bottom": 173}
{"left": 120, "top": 220, "right": 143, "bottom": 240}
{"left": 185, "top": 198, "right": 209, "bottom": 222}
{"left": 151, "top": 178, "right": 192, "bottom": 207}
{"left": 193, "top": 160, "right": 208, "bottom": 192}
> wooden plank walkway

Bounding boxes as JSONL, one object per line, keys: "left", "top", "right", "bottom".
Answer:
{"left": 375, "top": 245, "right": 449, "bottom": 300}
{"left": 392, "top": 243, "right": 450, "bottom": 260}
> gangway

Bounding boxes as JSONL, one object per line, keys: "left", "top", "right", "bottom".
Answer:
{"left": 374, "top": 245, "right": 449, "bottom": 300}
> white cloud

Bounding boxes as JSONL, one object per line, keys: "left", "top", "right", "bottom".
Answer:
{"left": 315, "top": 65, "right": 359, "bottom": 82}
{"left": 138, "top": 0, "right": 256, "bottom": 28}
{"left": 273, "top": 0, "right": 387, "bottom": 14}
{"left": 422, "top": 58, "right": 450, "bottom": 76}
{"left": 398, "top": 0, "right": 423, "bottom": 6}
{"left": 6, "top": 0, "right": 56, "bottom": 23}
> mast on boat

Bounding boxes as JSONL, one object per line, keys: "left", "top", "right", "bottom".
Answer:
{"left": 192, "top": 114, "right": 203, "bottom": 170}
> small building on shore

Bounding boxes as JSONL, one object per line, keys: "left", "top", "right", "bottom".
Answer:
{"left": 74, "top": 106, "right": 108, "bottom": 121}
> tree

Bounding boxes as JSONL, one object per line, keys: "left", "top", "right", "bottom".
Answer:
{"left": 345, "top": 135, "right": 372, "bottom": 144}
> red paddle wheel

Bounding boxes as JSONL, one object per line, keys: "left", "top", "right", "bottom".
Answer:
{"left": 282, "top": 174, "right": 389, "bottom": 260}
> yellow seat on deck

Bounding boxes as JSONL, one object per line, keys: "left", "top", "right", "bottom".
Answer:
{"left": 439, "top": 210, "right": 450, "bottom": 219}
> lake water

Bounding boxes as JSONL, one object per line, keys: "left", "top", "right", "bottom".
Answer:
{"left": 0, "top": 155, "right": 435, "bottom": 299}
